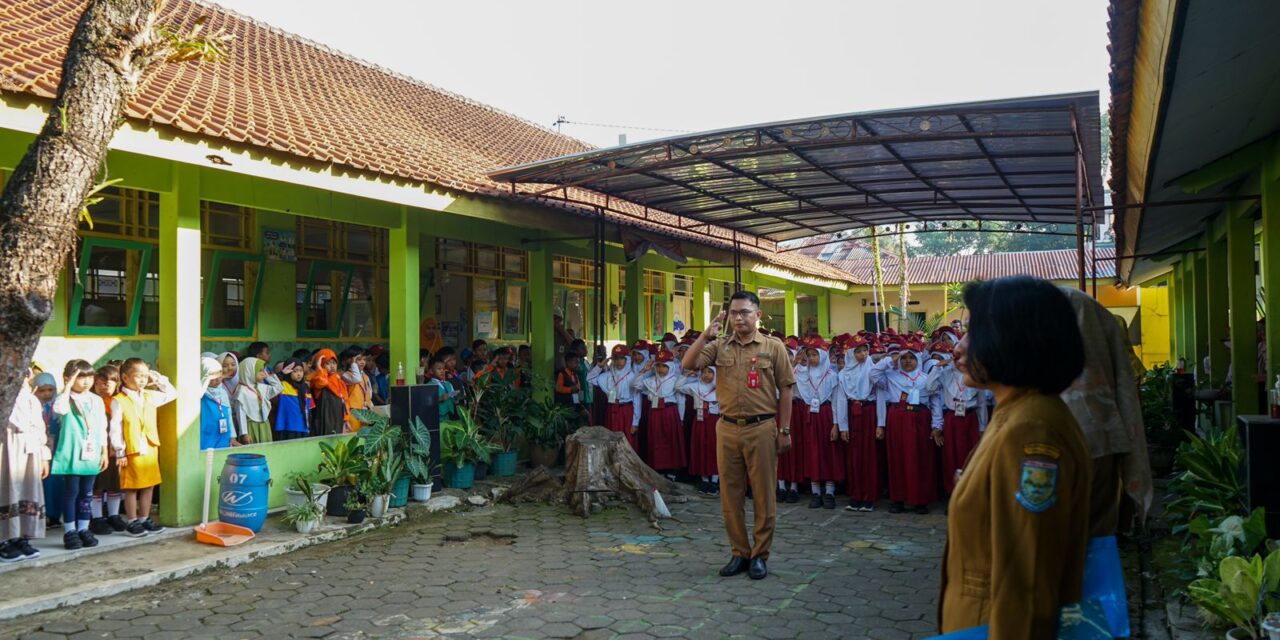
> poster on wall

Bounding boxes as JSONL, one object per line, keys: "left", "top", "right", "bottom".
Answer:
{"left": 262, "top": 228, "right": 297, "bottom": 262}
{"left": 441, "top": 321, "right": 460, "bottom": 348}
{"left": 475, "top": 311, "right": 496, "bottom": 339}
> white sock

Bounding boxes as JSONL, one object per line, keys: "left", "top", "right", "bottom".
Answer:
{"left": 63, "top": 522, "right": 76, "bottom": 533}
{"left": 789, "top": 482, "right": 798, "bottom": 491}
{"left": 777, "top": 480, "right": 786, "bottom": 490}
{"left": 701, "top": 476, "right": 710, "bottom": 482}
{"left": 711, "top": 475, "right": 718, "bottom": 483}
{"left": 90, "top": 496, "right": 103, "bottom": 519}
{"left": 825, "top": 482, "right": 836, "bottom": 495}
{"left": 78, "top": 520, "right": 90, "bottom": 532}
{"left": 810, "top": 482, "right": 820, "bottom": 495}
{"left": 106, "top": 494, "right": 122, "bottom": 517}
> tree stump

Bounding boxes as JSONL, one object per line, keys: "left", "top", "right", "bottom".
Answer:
{"left": 563, "top": 426, "right": 677, "bottom": 519}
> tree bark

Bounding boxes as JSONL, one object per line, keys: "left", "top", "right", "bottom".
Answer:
{"left": 0, "top": 0, "right": 161, "bottom": 418}
{"left": 897, "top": 223, "right": 911, "bottom": 331}
{"left": 562, "top": 426, "right": 677, "bottom": 520}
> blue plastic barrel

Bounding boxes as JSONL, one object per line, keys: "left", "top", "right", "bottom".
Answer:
{"left": 218, "top": 453, "right": 272, "bottom": 532}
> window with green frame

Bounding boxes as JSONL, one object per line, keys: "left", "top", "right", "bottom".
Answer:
{"left": 68, "top": 238, "right": 154, "bottom": 336}
{"left": 202, "top": 251, "right": 266, "bottom": 337}
{"left": 297, "top": 261, "right": 353, "bottom": 338}
{"left": 501, "top": 281, "right": 527, "bottom": 340}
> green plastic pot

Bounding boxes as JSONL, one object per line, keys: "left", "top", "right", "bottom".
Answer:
{"left": 390, "top": 474, "right": 411, "bottom": 508}
{"left": 492, "top": 451, "right": 518, "bottom": 477}
{"left": 443, "top": 461, "right": 475, "bottom": 489}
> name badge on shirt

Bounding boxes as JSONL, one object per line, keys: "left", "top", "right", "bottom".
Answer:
{"left": 696, "top": 403, "right": 705, "bottom": 421}
{"left": 607, "top": 387, "right": 618, "bottom": 403}
{"left": 218, "top": 417, "right": 229, "bottom": 434}
{"left": 809, "top": 398, "right": 820, "bottom": 414}
{"left": 954, "top": 400, "right": 966, "bottom": 417}
{"left": 80, "top": 437, "right": 99, "bottom": 461}
{"left": 907, "top": 389, "right": 920, "bottom": 406}
{"left": 651, "top": 395, "right": 660, "bottom": 409}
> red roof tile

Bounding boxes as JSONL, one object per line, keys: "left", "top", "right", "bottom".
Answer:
{"left": 0, "top": 0, "right": 852, "bottom": 283}
{"left": 832, "top": 247, "right": 1117, "bottom": 285}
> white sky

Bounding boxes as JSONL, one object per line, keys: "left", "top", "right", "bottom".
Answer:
{"left": 207, "top": 0, "right": 1112, "bottom": 149}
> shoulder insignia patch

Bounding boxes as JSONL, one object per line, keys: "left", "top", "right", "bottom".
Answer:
{"left": 1023, "top": 443, "right": 1061, "bottom": 459}
{"left": 1016, "top": 459, "right": 1058, "bottom": 513}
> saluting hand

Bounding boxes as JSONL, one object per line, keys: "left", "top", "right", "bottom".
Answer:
{"left": 706, "top": 310, "right": 726, "bottom": 336}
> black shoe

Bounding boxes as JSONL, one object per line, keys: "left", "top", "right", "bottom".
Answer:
{"left": 719, "top": 556, "right": 750, "bottom": 577}
{"left": 106, "top": 515, "right": 128, "bottom": 532}
{"left": 889, "top": 502, "right": 906, "bottom": 514}
{"left": 914, "top": 504, "right": 930, "bottom": 515}
{"left": 141, "top": 518, "right": 165, "bottom": 533}
{"left": 860, "top": 501, "right": 875, "bottom": 512}
{"left": 823, "top": 494, "right": 836, "bottom": 509}
{"left": 845, "top": 500, "right": 860, "bottom": 512}
{"left": 776, "top": 487, "right": 786, "bottom": 501}
{"left": 697, "top": 482, "right": 708, "bottom": 495}
{"left": 808, "top": 494, "right": 822, "bottom": 509}
{"left": 89, "top": 518, "right": 114, "bottom": 536}
{"left": 748, "top": 557, "right": 768, "bottom": 580}
{"left": 124, "top": 520, "right": 148, "bottom": 538}
{"left": 14, "top": 538, "right": 39, "bottom": 559}
{"left": 63, "top": 530, "right": 83, "bottom": 550}
{"left": 786, "top": 489, "right": 800, "bottom": 503}
{"left": 79, "top": 530, "right": 99, "bottom": 548}
{"left": 0, "top": 542, "right": 21, "bottom": 563}
{"left": 709, "top": 482, "right": 720, "bottom": 496}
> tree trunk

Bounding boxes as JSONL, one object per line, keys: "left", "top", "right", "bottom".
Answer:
{"left": 870, "top": 228, "right": 885, "bottom": 332}
{"left": 897, "top": 223, "right": 911, "bottom": 332}
{"left": 562, "top": 426, "right": 677, "bottom": 520}
{"left": 0, "top": 0, "right": 161, "bottom": 418}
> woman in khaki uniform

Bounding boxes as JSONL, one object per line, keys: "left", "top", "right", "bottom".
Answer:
{"left": 940, "top": 276, "right": 1091, "bottom": 639}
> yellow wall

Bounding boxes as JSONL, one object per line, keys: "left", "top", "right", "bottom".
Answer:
{"left": 1139, "top": 284, "right": 1171, "bottom": 367}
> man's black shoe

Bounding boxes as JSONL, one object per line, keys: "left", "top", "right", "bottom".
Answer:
{"left": 719, "top": 556, "right": 750, "bottom": 577}
{"left": 786, "top": 489, "right": 800, "bottom": 503}
{"left": 808, "top": 494, "right": 822, "bottom": 509}
{"left": 748, "top": 557, "right": 768, "bottom": 580}
{"left": 823, "top": 494, "right": 836, "bottom": 509}
{"left": 889, "top": 502, "right": 906, "bottom": 514}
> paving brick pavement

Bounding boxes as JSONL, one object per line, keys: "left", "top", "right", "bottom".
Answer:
{"left": 9, "top": 493, "right": 947, "bottom": 639}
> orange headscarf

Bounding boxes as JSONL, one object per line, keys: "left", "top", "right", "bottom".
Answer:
{"left": 309, "top": 349, "right": 348, "bottom": 402}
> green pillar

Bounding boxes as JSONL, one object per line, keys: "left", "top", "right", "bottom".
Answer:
{"left": 1168, "top": 268, "right": 1181, "bottom": 363}
{"left": 1206, "top": 230, "right": 1231, "bottom": 388}
{"left": 420, "top": 233, "right": 437, "bottom": 320}
{"left": 784, "top": 287, "right": 799, "bottom": 336}
{"left": 691, "top": 273, "right": 708, "bottom": 335}
{"left": 606, "top": 263, "right": 620, "bottom": 342}
{"left": 157, "top": 163, "right": 203, "bottom": 526}
{"left": 528, "top": 246, "right": 555, "bottom": 397}
{"left": 624, "top": 262, "right": 643, "bottom": 344}
{"left": 1227, "top": 207, "right": 1260, "bottom": 415}
{"left": 817, "top": 291, "right": 831, "bottom": 337}
{"left": 1191, "top": 252, "right": 1209, "bottom": 378}
{"left": 388, "top": 207, "right": 420, "bottom": 382}
{"left": 1262, "top": 167, "right": 1280, "bottom": 388}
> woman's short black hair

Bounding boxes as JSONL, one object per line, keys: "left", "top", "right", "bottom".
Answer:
{"left": 962, "top": 276, "right": 1084, "bottom": 395}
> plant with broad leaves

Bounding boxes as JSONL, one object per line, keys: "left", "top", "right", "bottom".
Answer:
{"left": 1188, "top": 549, "right": 1280, "bottom": 638}
{"left": 1168, "top": 424, "right": 1247, "bottom": 536}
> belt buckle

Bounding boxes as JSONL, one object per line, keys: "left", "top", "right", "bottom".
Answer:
{"left": 733, "top": 417, "right": 748, "bottom": 426}
{"left": 905, "top": 404, "right": 916, "bottom": 412}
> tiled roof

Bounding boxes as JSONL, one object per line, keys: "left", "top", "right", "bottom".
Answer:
{"left": 0, "top": 0, "right": 853, "bottom": 284}
{"left": 832, "top": 247, "right": 1117, "bottom": 285}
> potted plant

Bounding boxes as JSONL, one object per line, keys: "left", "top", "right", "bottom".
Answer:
{"left": 402, "top": 416, "right": 436, "bottom": 501}
{"left": 365, "top": 450, "right": 402, "bottom": 518}
{"left": 441, "top": 407, "right": 491, "bottom": 489}
{"left": 285, "top": 472, "right": 330, "bottom": 514}
{"left": 316, "top": 437, "right": 365, "bottom": 517}
{"left": 1188, "top": 548, "right": 1280, "bottom": 639}
{"left": 473, "top": 384, "right": 527, "bottom": 477}
{"left": 1141, "top": 364, "right": 1180, "bottom": 474}
{"left": 344, "top": 490, "right": 369, "bottom": 524}
{"left": 526, "top": 396, "right": 575, "bottom": 468}
{"left": 283, "top": 498, "right": 324, "bottom": 534}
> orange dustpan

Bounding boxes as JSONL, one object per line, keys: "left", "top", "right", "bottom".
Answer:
{"left": 195, "top": 449, "right": 254, "bottom": 546}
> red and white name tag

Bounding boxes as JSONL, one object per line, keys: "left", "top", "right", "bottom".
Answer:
{"left": 747, "top": 357, "right": 760, "bottom": 389}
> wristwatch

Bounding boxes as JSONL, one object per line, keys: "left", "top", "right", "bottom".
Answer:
{"left": 780, "top": 428, "right": 791, "bottom": 435}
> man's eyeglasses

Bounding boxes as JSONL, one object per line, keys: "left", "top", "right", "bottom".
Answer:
{"left": 727, "top": 309, "right": 757, "bottom": 319}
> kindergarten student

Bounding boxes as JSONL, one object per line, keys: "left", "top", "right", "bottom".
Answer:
{"left": 425, "top": 356, "right": 459, "bottom": 422}
{"left": 272, "top": 359, "right": 311, "bottom": 441}
{"left": 555, "top": 352, "right": 588, "bottom": 427}
{"left": 234, "top": 357, "right": 283, "bottom": 445}
{"left": 840, "top": 338, "right": 885, "bottom": 512}
{"left": 88, "top": 366, "right": 125, "bottom": 535}
{"left": 1, "top": 368, "right": 51, "bottom": 562}
{"left": 795, "top": 340, "right": 846, "bottom": 509}
{"left": 926, "top": 340, "right": 987, "bottom": 495}
{"left": 50, "top": 360, "right": 109, "bottom": 550}
{"left": 33, "top": 372, "right": 63, "bottom": 527}
{"left": 308, "top": 349, "right": 348, "bottom": 436}
{"left": 109, "top": 358, "right": 177, "bottom": 537}
{"left": 677, "top": 366, "right": 720, "bottom": 495}
{"left": 199, "top": 356, "right": 233, "bottom": 450}
{"left": 870, "top": 342, "right": 941, "bottom": 514}
{"left": 632, "top": 350, "right": 686, "bottom": 478}
{"left": 339, "top": 348, "right": 373, "bottom": 431}
{"left": 586, "top": 345, "right": 642, "bottom": 450}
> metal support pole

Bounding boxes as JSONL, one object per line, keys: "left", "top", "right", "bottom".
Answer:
{"left": 732, "top": 232, "right": 742, "bottom": 291}
{"left": 1070, "top": 107, "right": 1086, "bottom": 292}
{"left": 1091, "top": 211, "right": 1098, "bottom": 298}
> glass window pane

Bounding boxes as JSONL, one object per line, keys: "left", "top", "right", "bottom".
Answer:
{"left": 139, "top": 246, "right": 160, "bottom": 334}
{"left": 84, "top": 190, "right": 123, "bottom": 236}
{"left": 76, "top": 244, "right": 141, "bottom": 330}
{"left": 342, "top": 266, "right": 377, "bottom": 337}
{"left": 346, "top": 228, "right": 374, "bottom": 262}
{"left": 441, "top": 240, "right": 468, "bottom": 269}
{"left": 504, "top": 252, "right": 526, "bottom": 277}
{"left": 473, "top": 278, "right": 498, "bottom": 340}
{"left": 206, "top": 255, "right": 258, "bottom": 331}
{"left": 299, "top": 262, "right": 348, "bottom": 333}
{"left": 502, "top": 283, "right": 525, "bottom": 336}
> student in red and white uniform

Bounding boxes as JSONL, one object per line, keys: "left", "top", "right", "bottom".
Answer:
{"left": 839, "top": 336, "right": 886, "bottom": 512}
{"left": 775, "top": 337, "right": 806, "bottom": 503}
{"left": 870, "top": 338, "right": 942, "bottom": 514}
{"left": 632, "top": 350, "right": 687, "bottom": 479}
{"left": 795, "top": 338, "right": 846, "bottom": 510}
{"left": 926, "top": 339, "right": 988, "bottom": 495}
{"left": 587, "top": 344, "right": 642, "bottom": 450}
{"left": 677, "top": 365, "right": 719, "bottom": 495}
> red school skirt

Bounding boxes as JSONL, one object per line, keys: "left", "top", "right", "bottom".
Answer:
{"left": 885, "top": 404, "right": 938, "bottom": 506}
{"left": 777, "top": 399, "right": 807, "bottom": 483}
{"left": 605, "top": 402, "right": 638, "bottom": 450}
{"left": 941, "top": 409, "right": 982, "bottom": 494}
{"left": 845, "top": 399, "right": 881, "bottom": 502}
{"left": 688, "top": 410, "right": 719, "bottom": 477}
{"left": 801, "top": 402, "right": 845, "bottom": 482}
{"left": 644, "top": 404, "right": 687, "bottom": 472}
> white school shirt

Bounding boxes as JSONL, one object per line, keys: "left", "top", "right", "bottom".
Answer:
{"left": 840, "top": 357, "right": 888, "bottom": 428}
{"left": 869, "top": 356, "right": 936, "bottom": 426}
{"left": 632, "top": 369, "right": 684, "bottom": 418}
{"left": 108, "top": 377, "right": 178, "bottom": 457}
{"left": 794, "top": 352, "right": 848, "bottom": 431}
{"left": 926, "top": 361, "right": 989, "bottom": 430}
{"left": 587, "top": 363, "right": 642, "bottom": 426}
{"left": 677, "top": 373, "right": 720, "bottom": 418}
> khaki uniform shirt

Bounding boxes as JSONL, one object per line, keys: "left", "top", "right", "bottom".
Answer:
{"left": 692, "top": 330, "right": 795, "bottom": 418}
{"left": 939, "top": 389, "right": 1091, "bottom": 639}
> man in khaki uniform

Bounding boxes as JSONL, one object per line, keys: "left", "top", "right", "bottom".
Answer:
{"left": 684, "top": 291, "right": 795, "bottom": 580}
